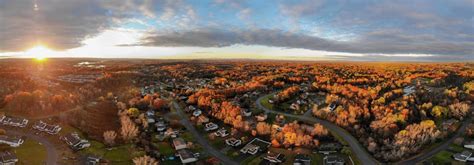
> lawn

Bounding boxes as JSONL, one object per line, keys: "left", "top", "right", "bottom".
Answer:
{"left": 80, "top": 141, "right": 141, "bottom": 164}
{"left": 15, "top": 139, "right": 47, "bottom": 164}
{"left": 429, "top": 150, "right": 454, "bottom": 164}
{"left": 260, "top": 94, "right": 274, "bottom": 110}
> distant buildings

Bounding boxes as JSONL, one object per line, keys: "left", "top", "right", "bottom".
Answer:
{"left": 293, "top": 154, "right": 311, "bottom": 165}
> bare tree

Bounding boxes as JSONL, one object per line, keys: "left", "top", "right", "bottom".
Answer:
{"left": 120, "top": 115, "right": 139, "bottom": 142}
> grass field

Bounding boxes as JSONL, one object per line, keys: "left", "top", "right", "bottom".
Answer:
{"left": 15, "top": 139, "right": 47, "bottom": 164}
{"left": 80, "top": 141, "right": 142, "bottom": 164}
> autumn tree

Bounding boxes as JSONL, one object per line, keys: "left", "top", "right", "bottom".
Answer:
{"left": 133, "top": 155, "right": 158, "bottom": 165}
{"left": 256, "top": 122, "right": 271, "bottom": 135}
{"left": 103, "top": 130, "right": 117, "bottom": 146}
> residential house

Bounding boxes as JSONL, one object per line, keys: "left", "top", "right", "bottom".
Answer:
{"left": 240, "top": 138, "right": 271, "bottom": 155}
{"left": 214, "top": 128, "right": 229, "bottom": 137}
{"left": 172, "top": 138, "right": 187, "bottom": 150}
{"left": 155, "top": 118, "right": 167, "bottom": 132}
{"left": 196, "top": 115, "right": 209, "bottom": 125}
{"left": 204, "top": 122, "right": 218, "bottom": 132}
{"left": 294, "top": 154, "right": 311, "bottom": 165}
{"left": 241, "top": 108, "right": 252, "bottom": 117}
{"left": 225, "top": 138, "right": 242, "bottom": 147}
{"left": 453, "top": 151, "right": 472, "bottom": 162}
{"left": 62, "top": 133, "right": 91, "bottom": 151}
{"left": 464, "top": 141, "right": 474, "bottom": 150}
{"left": 0, "top": 116, "right": 28, "bottom": 128}
{"left": 0, "top": 136, "right": 23, "bottom": 147}
{"left": 192, "top": 110, "right": 202, "bottom": 117}
{"left": 263, "top": 151, "right": 285, "bottom": 163}
{"left": 177, "top": 149, "right": 198, "bottom": 164}
{"left": 323, "top": 155, "right": 345, "bottom": 165}
{"left": 0, "top": 152, "right": 18, "bottom": 165}
{"left": 32, "top": 121, "right": 62, "bottom": 134}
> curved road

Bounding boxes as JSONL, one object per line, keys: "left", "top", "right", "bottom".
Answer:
{"left": 172, "top": 102, "right": 239, "bottom": 165}
{"left": 6, "top": 129, "right": 58, "bottom": 165}
{"left": 256, "top": 94, "right": 380, "bottom": 165}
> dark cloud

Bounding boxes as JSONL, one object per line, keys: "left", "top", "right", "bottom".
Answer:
{"left": 0, "top": 0, "right": 112, "bottom": 51}
{"left": 138, "top": 28, "right": 473, "bottom": 57}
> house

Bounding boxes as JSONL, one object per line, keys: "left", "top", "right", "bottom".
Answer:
{"left": 323, "top": 155, "right": 345, "bottom": 165}
{"left": 453, "top": 151, "right": 472, "bottom": 162}
{"left": 240, "top": 138, "right": 271, "bottom": 155}
{"left": 0, "top": 116, "right": 28, "bottom": 128}
{"left": 192, "top": 110, "right": 202, "bottom": 117}
{"left": 196, "top": 115, "right": 209, "bottom": 125}
{"left": 263, "top": 151, "right": 285, "bottom": 163}
{"left": 0, "top": 136, "right": 24, "bottom": 147}
{"left": 214, "top": 128, "right": 229, "bottom": 137}
{"left": 464, "top": 141, "right": 474, "bottom": 150}
{"left": 256, "top": 113, "right": 268, "bottom": 122}
{"left": 318, "top": 143, "right": 343, "bottom": 154}
{"left": 62, "top": 133, "right": 91, "bottom": 150}
{"left": 225, "top": 138, "right": 242, "bottom": 147}
{"left": 328, "top": 103, "right": 337, "bottom": 112}
{"left": 177, "top": 149, "right": 198, "bottom": 164}
{"left": 294, "top": 154, "right": 311, "bottom": 165}
{"left": 146, "top": 110, "right": 155, "bottom": 117}
{"left": 32, "top": 121, "right": 62, "bottom": 134}
{"left": 241, "top": 108, "right": 252, "bottom": 117}
{"left": 85, "top": 156, "right": 101, "bottom": 165}
{"left": 172, "top": 138, "right": 188, "bottom": 150}
{"left": 204, "top": 122, "right": 218, "bottom": 132}
{"left": 155, "top": 118, "right": 167, "bottom": 132}
{"left": 0, "top": 151, "right": 18, "bottom": 165}
{"left": 403, "top": 86, "right": 415, "bottom": 96}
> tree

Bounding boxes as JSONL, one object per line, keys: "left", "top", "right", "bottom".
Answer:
{"left": 127, "top": 108, "right": 140, "bottom": 117}
{"left": 103, "top": 130, "right": 117, "bottom": 146}
{"left": 431, "top": 106, "right": 448, "bottom": 119}
{"left": 256, "top": 122, "right": 272, "bottom": 135}
{"left": 133, "top": 155, "right": 158, "bottom": 165}
{"left": 449, "top": 102, "right": 470, "bottom": 119}
{"left": 120, "top": 115, "right": 139, "bottom": 142}
{"left": 311, "top": 123, "right": 328, "bottom": 137}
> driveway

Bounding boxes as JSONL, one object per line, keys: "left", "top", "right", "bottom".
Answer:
{"left": 172, "top": 102, "right": 239, "bottom": 165}
{"left": 256, "top": 94, "right": 380, "bottom": 165}
{"left": 6, "top": 129, "right": 58, "bottom": 165}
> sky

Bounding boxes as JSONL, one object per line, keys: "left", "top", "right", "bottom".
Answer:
{"left": 0, "top": 0, "right": 473, "bottom": 61}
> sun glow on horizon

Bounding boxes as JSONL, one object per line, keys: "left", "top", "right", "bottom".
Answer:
{"left": 25, "top": 45, "right": 54, "bottom": 61}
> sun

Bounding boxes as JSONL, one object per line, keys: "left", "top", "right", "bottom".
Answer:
{"left": 26, "top": 45, "right": 54, "bottom": 61}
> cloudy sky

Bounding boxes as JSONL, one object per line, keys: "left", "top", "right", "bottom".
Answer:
{"left": 0, "top": 0, "right": 473, "bottom": 61}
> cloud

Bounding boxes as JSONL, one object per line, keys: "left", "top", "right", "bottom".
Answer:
{"left": 137, "top": 28, "right": 473, "bottom": 58}
{"left": 0, "top": 0, "right": 113, "bottom": 52}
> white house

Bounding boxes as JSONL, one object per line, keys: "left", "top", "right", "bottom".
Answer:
{"left": 0, "top": 136, "right": 23, "bottom": 147}
{"left": 61, "top": 133, "right": 90, "bottom": 150}
{"left": 453, "top": 151, "right": 472, "bottom": 162}
{"left": 464, "top": 141, "right": 474, "bottom": 150}
{"left": 204, "top": 122, "right": 218, "bottom": 132}
{"left": 32, "top": 121, "right": 62, "bottom": 134}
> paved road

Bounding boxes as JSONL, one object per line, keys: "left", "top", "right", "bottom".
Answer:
{"left": 256, "top": 94, "right": 380, "bottom": 165}
{"left": 397, "top": 117, "right": 472, "bottom": 165}
{"left": 172, "top": 102, "right": 239, "bottom": 165}
{"left": 6, "top": 129, "right": 58, "bottom": 165}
